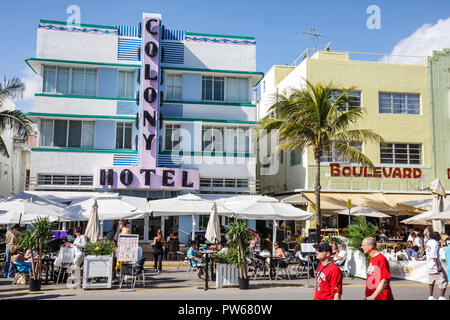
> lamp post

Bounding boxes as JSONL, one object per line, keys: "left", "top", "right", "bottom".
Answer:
{"left": 347, "top": 199, "right": 351, "bottom": 227}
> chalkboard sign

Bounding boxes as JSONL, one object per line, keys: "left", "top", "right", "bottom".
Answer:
{"left": 117, "top": 234, "right": 139, "bottom": 262}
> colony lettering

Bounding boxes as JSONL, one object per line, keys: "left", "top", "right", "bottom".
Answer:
{"left": 330, "top": 163, "right": 422, "bottom": 179}
{"left": 93, "top": 13, "right": 199, "bottom": 190}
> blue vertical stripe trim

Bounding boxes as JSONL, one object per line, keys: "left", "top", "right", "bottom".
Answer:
{"left": 162, "top": 28, "right": 185, "bottom": 41}
{"left": 117, "top": 25, "right": 140, "bottom": 38}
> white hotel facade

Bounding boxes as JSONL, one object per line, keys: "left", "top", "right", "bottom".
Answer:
{"left": 25, "top": 15, "right": 263, "bottom": 243}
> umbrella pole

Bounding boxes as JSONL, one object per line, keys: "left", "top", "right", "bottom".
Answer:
{"left": 18, "top": 212, "right": 22, "bottom": 226}
{"left": 191, "top": 215, "right": 196, "bottom": 241}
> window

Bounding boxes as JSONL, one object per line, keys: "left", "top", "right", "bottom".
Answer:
{"left": 116, "top": 122, "right": 133, "bottom": 149}
{"left": 165, "top": 74, "right": 182, "bottom": 100}
{"left": 164, "top": 124, "right": 181, "bottom": 151}
{"left": 321, "top": 141, "right": 362, "bottom": 163}
{"left": 39, "top": 119, "right": 95, "bottom": 148}
{"left": 202, "top": 76, "right": 224, "bottom": 101}
{"left": 290, "top": 149, "right": 302, "bottom": 166}
{"left": 379, "top": 93, "right": 420, "bottom": 114}
{"left": 118, "top": 70, "right": 135, "bottom": 98}
{"left": 223, "top": 127, "right": 250, "bottom": 154}
{"left": 43, "top": 66, "right": 97, "bottom": 96}
{"left": 37, "top": 174, "right": 93, "bottom": 186}
{"left": 226, "top": 77, "right": 249, "bottom": 103}
{"left": 380, "top": 143, "right": 422, "bottom": 165}
{"left": 331, "top": 90, "right": 361, "bottom": 111}
{"left": 202, "top": 126, "right": 224, "bottom": 152}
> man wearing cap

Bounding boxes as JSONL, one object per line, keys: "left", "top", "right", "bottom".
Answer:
{"left": 2, "top": 224, "right": 22, "bottom": 278}
{"left": 313, "top": 242, "right": 343, "bottom": 300}
{"left": 361, "top": 237, "right": 394, "bottom": 300}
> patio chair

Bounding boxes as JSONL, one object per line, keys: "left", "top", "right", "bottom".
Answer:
{"left": 338, "top": 256, "right": 350, "bottom": 277}
{"left": 119, "top": 258, "right": 148, "bottom": 289}
{"left": 55, "top": 246, "right": 75, "bottom": 284}
{"left": 11, "top": 260, "right": 31, "bottom": 285}
{"left": 274, "top": 257, "right": 291, "bottom": 280}
{"left": 175, "top": 251, "right": 190, "bottom": 272}
{"left": 249, "top": 257, "right": 269, "bottom": 280}
{"left": 167, "top": 239, "right": 180, "bottom": 261}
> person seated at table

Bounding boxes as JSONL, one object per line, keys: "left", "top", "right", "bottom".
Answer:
{"left": 405, "top": 241, "right": 415, "bottom": 258}
{"left": 66, "top": 229, "right": 76, "bottom": 243}
{"left": 217, "top": 241, "right": 228, "bottom": 255}
{"left": 330, "top": 242, "right": 339, "bottom": 259}
{"left": 187, "top": 241, "right": 206, "bottom": 278}
{"left": 411, "top": 232, "right": 424, "bottom": 256}
{"left": 274, "top": 241, "right": 286, "bottom": 258}
{"left": 377, "top": 230, "right": 389, "bottom": 242}
{"left": 10, "top": 246, "right": 33, "bottom": 274}
{"left": 249, "top": 230, "right": 261, "bottom": 249}
{"left": 409, "top": 245, "right": 424, "bottom": 261}
{"left": 333, "top": 243, "right": 347, "bottom": 266}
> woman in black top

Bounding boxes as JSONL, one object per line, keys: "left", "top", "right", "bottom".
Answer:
{"left": 152, "top": 229, "right": 165, "bottom": 274}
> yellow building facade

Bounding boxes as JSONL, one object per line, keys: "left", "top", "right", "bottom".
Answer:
{"left": 258, "top": 50, "right": 434, "bottom": 233}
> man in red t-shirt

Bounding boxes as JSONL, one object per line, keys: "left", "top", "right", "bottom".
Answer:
{"left": 361, "top": 237, "right": 394, "bottom": 300}
{"left": 313, "top": 242, "right": 343, "bottom": 300}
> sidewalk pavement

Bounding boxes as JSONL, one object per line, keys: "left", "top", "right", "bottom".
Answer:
{"left": 0, "top": 263, "right": 427, "bottom": 296}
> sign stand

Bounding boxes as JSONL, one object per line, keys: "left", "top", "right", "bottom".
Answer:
{"left": 116, "top": 234, "right": 139, "bottom": 292}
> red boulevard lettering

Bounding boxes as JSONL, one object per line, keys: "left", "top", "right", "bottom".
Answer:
{"left": 330, "top": 163, "right": 422, "bottom": 179}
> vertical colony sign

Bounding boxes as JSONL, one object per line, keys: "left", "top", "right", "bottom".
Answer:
{"left": 94, "top": 13, "right": 199, "bottom": 190}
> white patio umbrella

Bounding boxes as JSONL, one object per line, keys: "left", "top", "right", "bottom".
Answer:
{"left": 149, "top": 193, "right": 234, "bottom": 241}
{"left": 336, "top": 206, "right": 391, "bottom": 218}
{"left": 0, "top": 192, "right": 66, "bottom": 224}
{"left": 205, "top": 202, "right": 221, "bottom": 244}
{"left": 221, "top": 195, "right": 313, "bottom": 254}
{"left": 60, "top": 196, "right": 145, "bottom": 221}
{"left": 430, "top": 178, "right": 446, "bottom": 234}
{"left": 400, "top": 210, "right": 437, "bottom": 225}
{"left": 84, "top": 199, "right": 100, "bottom": 243}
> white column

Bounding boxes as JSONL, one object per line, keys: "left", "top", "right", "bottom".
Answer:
{"left": 144, "top": 214, "right": 149, "bottom": 243}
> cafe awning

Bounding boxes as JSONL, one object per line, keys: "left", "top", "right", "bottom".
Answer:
{"left": 301, "top": 191, "right": 432, "bottom": 215}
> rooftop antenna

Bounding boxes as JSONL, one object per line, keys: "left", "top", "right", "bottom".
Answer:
{"left": 303, "top": 28, "right": 324, "bottom": 49}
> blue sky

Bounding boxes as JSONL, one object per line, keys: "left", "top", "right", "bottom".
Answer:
{"left": 1, "top": 0, "right": 450, "bottom": 111}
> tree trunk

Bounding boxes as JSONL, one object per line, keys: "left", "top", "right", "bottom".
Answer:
{"left": 238, "top": 239, "right": 247, "bottom": 279}
{"left": 315, "top": 154, "right": 321, "bottom": 243}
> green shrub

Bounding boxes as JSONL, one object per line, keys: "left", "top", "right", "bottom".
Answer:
{"left": 85, "top": 238, "right": 116, "bottom": 256}
{"left": 345, "top": 216, "right": 377, "bottom": 254}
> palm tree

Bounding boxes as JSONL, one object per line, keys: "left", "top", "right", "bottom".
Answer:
{"left": 259, "top": 80, "right": 385, "bottom": 242}
{"left": 0, "top": 77, "right": 33, "bottom": 157}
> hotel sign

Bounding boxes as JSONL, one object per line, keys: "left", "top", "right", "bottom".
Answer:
{"left": 94, "top": 13, "right": 199, "bottom": 190}
{"left": 330, "top": 163, "right": 423, "bottom": 179}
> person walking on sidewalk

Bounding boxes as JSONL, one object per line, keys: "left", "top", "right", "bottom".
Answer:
{"left": 2, "top": 224, "right": 22, "bottom": 278}
{"left": 362, "top": 237, "right": 394, "bottom": 300}
{"left": 426, "top": 232, "right": 447, "bottom": 300}
{"left": 313, "top": 242, "right": 343, "bottom": 300}
{"left": 151, "top": 229, "right": 165, "bottom": 274}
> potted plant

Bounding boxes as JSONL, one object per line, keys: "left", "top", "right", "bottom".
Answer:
{"left": 226, "top": 220, "right": 251, "bottom": 289}
{"left": 214, "top": 249, "right": 239, "bottom": 288}
{"left": 83, "top": 238, "right": 116, "bottom": 289}
{"left": 345, "top": 215, "right": 378, "bottom": 273}
{"left": 16, "top": 217, "right": 53, "bottom": 291}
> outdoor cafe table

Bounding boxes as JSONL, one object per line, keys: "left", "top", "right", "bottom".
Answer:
{"left": 198, "top": 249, "right": 217, "bottom": 291}
{"left": 41, "top": 256, "right": 56, "bottom": 284}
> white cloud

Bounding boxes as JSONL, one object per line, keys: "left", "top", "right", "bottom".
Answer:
{"left": 386, "top": 18, "right": 450, "bottom": 64}
{"left": 20, "top": 68, "right": 41, "bottom": 101}
{"left": 11, "top": 68, "right": 41, "bottom": 112}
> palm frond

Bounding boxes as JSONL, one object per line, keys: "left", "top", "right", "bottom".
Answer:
{"left": 0, "top": 136, "right": 10, "bottom": 157}
{"left": 333, "top": 128, "right": 385, "bottom": 145}
{"left": 333, "top": 143, "right": 375, "bottom": 168}
{"left": 0, "top": 77, "right": 26, "bottom": 106}
{"left": 0, "top": 110, "right": 33, "bottom": 135}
